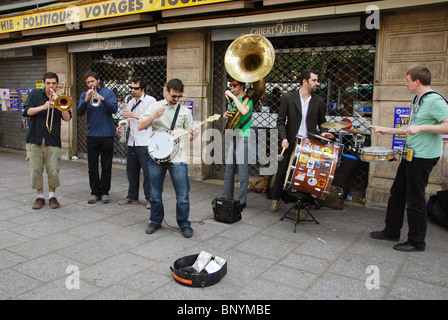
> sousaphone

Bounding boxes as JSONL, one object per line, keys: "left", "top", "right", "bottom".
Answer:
{"left": 223, "top": 34, "right": 275, "bottom": 133}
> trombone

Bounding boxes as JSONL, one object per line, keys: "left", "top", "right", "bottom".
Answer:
{"left": 46, "top": 82, "right": 73, "bottom": 133}
{"left": 90, "top": 86, "right": 100, "bottom": 107}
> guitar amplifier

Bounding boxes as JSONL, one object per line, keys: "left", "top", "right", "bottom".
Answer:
{"left": 212, "top": 197, "right": 242, "bottom": 223}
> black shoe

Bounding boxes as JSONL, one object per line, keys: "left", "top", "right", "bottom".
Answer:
{"left": 370, "top": 230, "right": 399, "bottom": 241}
{"left": 181, "top": 226, "right": 193, "bottom": 238}
{"left": 146, "top": 223, "right": 161, "bottom": 234}
{"left": 393, "top": 241, "right": 425, "bottom": 252}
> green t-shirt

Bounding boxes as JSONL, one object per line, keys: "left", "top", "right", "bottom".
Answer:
{"left": 231, "top": 97, "right": 253, "bottom": 137}
{"left": 407, "top": 92, "right": 448, "bottom": 158}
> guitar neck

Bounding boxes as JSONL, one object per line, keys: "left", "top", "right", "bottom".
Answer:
{"left": 172, "top": 119, "right": 209, "bottom": 140}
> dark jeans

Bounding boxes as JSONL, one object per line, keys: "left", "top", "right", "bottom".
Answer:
{"left": 384, "top": 157, "right": 439, "bottom": 248}
{"left": 223, "top": 136, "right": 249, "bottom": 205}
{"left": 148, "top": 158, "right": 190, "bottom": 228}
{"left": 87, "top": 136, "right": 114, "bottom": 196}
{"left": 126, "top": 145, "right": 151, "bottom": 201}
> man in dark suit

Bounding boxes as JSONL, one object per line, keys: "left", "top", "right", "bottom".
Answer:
{"left": 269, "top": 69, "right": 334, "bottom": 212}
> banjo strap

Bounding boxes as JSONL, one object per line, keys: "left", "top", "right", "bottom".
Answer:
{"left": 170, "top": 104, "right": 181, "bottom": 131}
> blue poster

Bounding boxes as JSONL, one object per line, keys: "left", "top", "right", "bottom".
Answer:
{"left": 392, "top": 107, "right": 410, "bottom": 150}
{"left": 9, "top": 89, "right": 19, "bottom": 112}
{"left": 179, "top": 100, "right": 193, "bottom": 116}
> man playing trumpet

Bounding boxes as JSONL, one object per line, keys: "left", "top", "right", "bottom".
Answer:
{"left": 117, "top": 77, "right": 156, "bottom": 209}
{"left": 22, "top": 72, "right": 71, "bottom": 209}
{"left": 77, "top": 70, "right": 118, "bottom": 204}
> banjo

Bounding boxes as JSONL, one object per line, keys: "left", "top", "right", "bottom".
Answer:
{"left": 147, "top": 114, "right": 220, "bottom": 163}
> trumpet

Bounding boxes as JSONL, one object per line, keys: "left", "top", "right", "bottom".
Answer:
{"left": 46, "top": 82, "right": 73, "bottom": 133}
{"left": 90, "top": 86, "right": 100, "bottom": 107}
{"left": 118, "top": 119, "right": 128, "bottom": 144}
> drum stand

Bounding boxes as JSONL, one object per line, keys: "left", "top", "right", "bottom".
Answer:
{"left": 280, "top": 192, "right": 319, "bottom": 233}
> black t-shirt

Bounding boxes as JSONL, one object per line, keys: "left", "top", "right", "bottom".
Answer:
{"left": 22, "top": 88, "right": 71, "bottom": 147}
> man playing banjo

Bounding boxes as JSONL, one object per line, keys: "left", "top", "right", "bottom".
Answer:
{"left": 138, "top": 78, "right": 199, "bottom": 238}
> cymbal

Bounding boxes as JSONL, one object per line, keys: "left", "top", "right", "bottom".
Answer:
{"left": 321, "top": 121, "right": 351, "bottom": 129}
{"left": 346, "top": 128, "right": 369, "bottom": 135}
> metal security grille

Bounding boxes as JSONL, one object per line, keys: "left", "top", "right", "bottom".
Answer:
{"left": 75, "top": 39, "right": 167, "bottom": 164}
{"left": 211, "top": 29, "right": 376, "bottom": 201}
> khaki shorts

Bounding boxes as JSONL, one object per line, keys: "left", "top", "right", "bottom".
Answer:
{"left": 26, "top": 142, "right": 61, "bottom": 190}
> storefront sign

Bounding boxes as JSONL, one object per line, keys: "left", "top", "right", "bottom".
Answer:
{"left": 68, "top": 36, "right": 150, "bottom": 52}
{"left": 0, "top": 47, "right": 33, "bottom": 58}
{"left": 211, "top": 16, "right": 361, "bottom": 41}
{"left": 0, "top": 0, "right": 234, "bottom": 34}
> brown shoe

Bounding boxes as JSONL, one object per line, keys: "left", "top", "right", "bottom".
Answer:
{"left": 32, "top": 198, "right": 45, "bottom": 210}
{"left": 49, "top": 197, "right": 60, "bottom": 209}
{"left": 269, "top": 199, "right": 281, "bottom": 212}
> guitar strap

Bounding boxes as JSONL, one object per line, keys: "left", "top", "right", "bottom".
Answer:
{"left": 170, "top": 104, "right": 181, "bottom": 131}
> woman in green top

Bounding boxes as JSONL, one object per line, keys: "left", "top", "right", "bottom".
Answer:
{"left": 223, "top": 78, "right": 253, "bottom": 209}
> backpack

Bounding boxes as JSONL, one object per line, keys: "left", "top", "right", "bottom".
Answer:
{"left": 427, "top": 190, "right": 448, "bottom": 228}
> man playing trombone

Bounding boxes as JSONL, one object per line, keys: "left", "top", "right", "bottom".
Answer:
{"left": 22, "top": 72, "right": 71, "bottom": 210}
{"left": 77, "top": 70, "right": 118, "bottom": 204}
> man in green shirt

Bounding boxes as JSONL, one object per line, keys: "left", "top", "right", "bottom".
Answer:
{"left": 370, "top": 66, "right": 448, "bottom": 251}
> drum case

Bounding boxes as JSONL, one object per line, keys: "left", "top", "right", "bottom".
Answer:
{"left": 212, "top": 197, "right": 242, "bottom": 223}
{"left": 170, "top": 254, "right": 227, "bottom": 287}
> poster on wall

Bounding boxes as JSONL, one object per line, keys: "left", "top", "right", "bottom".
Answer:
{"left": 1, "top": 89, "right": 10, "bottom": 111}
{"left": 179, "top": 100, "right": 193, "bottom": 116}
{"left": 9, "top": 89, "right": 19, "bottom": 112}
{"left": 392, "top": 107, "right": 410, "bottom": 150}
{"left": 19, "top": 89, "right": 29, "bottom": 113}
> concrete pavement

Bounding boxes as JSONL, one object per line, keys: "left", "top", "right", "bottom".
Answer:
{"left": 1, "top": 149, "right": 448, "bottom": 301}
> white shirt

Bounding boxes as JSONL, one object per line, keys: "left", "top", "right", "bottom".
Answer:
{"left": 126, "top": 93, "right": 157, "bottom": 146}
{"left": 297, "top": 91, "right": 311, "bottom": 138}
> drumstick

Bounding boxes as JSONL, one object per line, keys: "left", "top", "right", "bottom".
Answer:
{"left": 277, "top": 146, "right": 286, "bottom": 161}
{"left": 354, "top": 111, "right": 375, "bottom": 130}
{"left": 354, "top": 111, "right": 406, "bottom": 134}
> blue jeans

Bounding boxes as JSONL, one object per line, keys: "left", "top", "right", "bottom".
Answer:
{"left": 126, "top": 146, "right": 151, "bottom": 201}
{"left": 148, "top": 158, "right": 191, "bottom": 228}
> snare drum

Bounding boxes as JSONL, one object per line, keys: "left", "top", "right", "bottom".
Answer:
{"left": 284, "top": 137, "right": 340, "bottom": 199}
{"left": 359, "top": 147, "right": 396, "bottom": 162}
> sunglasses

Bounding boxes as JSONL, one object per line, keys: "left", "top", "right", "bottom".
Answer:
{"left": 130, "top": 86, "right": 141, "bottom": 90}
{"left": 169, "top": 94, "right": 183, "bottom": 99}
{"left": 229, "top": 83, "right": 239, "bottom": 88}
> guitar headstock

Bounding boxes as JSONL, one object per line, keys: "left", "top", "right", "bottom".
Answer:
{"left": 207, "top": 114, "right": 221, "bottom": 122}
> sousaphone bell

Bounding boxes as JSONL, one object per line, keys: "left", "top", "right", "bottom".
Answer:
{"left": 223, "top": 34, "right": 275, "bottom": 133}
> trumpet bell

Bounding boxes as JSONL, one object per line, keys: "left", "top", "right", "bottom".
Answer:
{"left": 91, "top": 98, "right": 100, "bottom": 107}
{"left": 224, "top": 34, "right": 275, "bottom": 83}
{"left": 55, "top": 95, "right": 73, "bottom": 111}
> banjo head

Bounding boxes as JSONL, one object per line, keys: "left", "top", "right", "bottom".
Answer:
{"left": 147, "top": 130, "right": 179, "bottom": 162}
